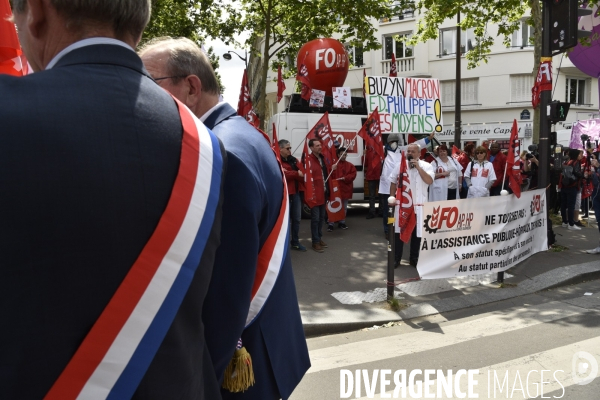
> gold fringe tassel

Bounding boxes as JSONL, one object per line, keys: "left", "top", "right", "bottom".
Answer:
{"left": 222, "top": 346, "right": 255, "bottom": 392}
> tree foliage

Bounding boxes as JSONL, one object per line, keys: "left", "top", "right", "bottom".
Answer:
{"left": 403, "top": 0, "right": 600, "bottom": 69}
{"left": 189, "top": 0, "right": 403, "bottom": 129}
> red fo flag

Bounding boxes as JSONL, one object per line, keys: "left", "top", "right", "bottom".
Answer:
{"left": 532, "top": 58, "right": 552, "bottom": 109}
{"left": 237, "top": 69, "right": 260, "bottom": 128}
{"left": 326, "top": 179, "right": 346, "bottom": 222}
{"left": 0, "top": 0, "right": 28, "bottom": 76}
{"left": 296, "top": 53, "right": 312, "bottom": 101}
{"left": 271, "top": 122, "right": 281, "bottom": 163}
{"left": 309, "top": 112, "right": 337, "bottom": 167}
{"left": 358, "top": 107, "right": 385, "bottom": 162}
{"left": 507, "top": 119, "right": 523, "bottom": 198}
{"left": 389, "top": 53, "right": 397, "bottom": 77}
{"left": 301, "top": 138, "right": 317, "bottom": 208}
{"left": 395, "top": 152, "right": 416, "bottom": 243}
{"left": 451, "top": 145, "right": 461, "bottom": 160}
{"left": 277, "top": 65, "right": 286, "bottom": 103}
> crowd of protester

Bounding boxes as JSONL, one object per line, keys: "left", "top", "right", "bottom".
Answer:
{"left": 283, "top": 136, "right": 600, "bottom": 258}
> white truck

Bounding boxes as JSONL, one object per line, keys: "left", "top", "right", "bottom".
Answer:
{"left": 268, "top": 112, "right": 368, "bottom": 201}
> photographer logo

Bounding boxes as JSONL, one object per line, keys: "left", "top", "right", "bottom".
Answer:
{"left": 572, "top": 351, "right": 598, "bottom": 385}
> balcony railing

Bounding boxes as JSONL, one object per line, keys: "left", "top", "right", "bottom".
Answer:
{"left": 381, "top": 57, "right": 414, "bottom": 75}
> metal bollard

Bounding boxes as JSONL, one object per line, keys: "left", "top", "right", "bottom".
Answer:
{"left": 387, "top": 196, "right": 396, "bottom": 299}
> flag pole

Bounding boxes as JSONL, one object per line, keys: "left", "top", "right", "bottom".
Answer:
{"left": 324, "top": 131, "right": 360, "bottom": 183}
{"left": 501, "top": 161, "right": 508, "bottom": 191}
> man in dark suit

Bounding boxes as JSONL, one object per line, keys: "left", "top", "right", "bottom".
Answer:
{"left": 140, "top": 37, "right": 310, "bottom": 399}
{"left": 1, "top": 1, "right": 225, "bottom": 399}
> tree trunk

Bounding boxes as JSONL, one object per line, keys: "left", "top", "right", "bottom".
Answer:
{"left": 258, "top": 0, "right": 273, "bottom": 132}
{"left": 531, "top": 0, "right": 543, "bottom": 144}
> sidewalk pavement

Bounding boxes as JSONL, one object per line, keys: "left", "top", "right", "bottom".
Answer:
{"left": 290, "top": 206, "right": 600, "bottom": 337}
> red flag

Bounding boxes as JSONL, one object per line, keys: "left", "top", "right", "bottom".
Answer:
{"left": 0, "top": 0, "right": 27, "bottom": 76}
{"left": 301, "top": 138, "right": 317, "bottom": 208}
{"left": 357, "top": 107, "right": 384, "bottom": 162}
{"left": 271, "top": 123, "right": 281, "bottom": 163}
{"left": 389, "top": 53, "right": 397, "bottom": 77}
{"left": 237, "top": 69, "right": 260, "bottom": 128}
{"left": 326, "top": 179, "right": 346, "bottom": 222}
{"left": 451, "top": 145, "right": 461, "bottom": 160}
{"left": 362, "top": 68, "right": 366, "bottom": 98}
{"left": 395, "top": 152, "right": 416, "bottom": 243}
{"left": 296, "top": 53, "right": 311, "bottom": 101}
{"left": 308, "top": 112, "right": 337, "bottom": 167}
{"left": 507, "top": 119, "right": 523, "bottom": 198}
{"left": 532, "top": 59, "right": 552, "bottom": 109}
{"left": 277, "top": 65, "right": 286, "bottom": 103}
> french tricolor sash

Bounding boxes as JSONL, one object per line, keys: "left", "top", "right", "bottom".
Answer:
{"left": 246, "top": 130, "right": 290, "bottom": 327}
{"left": 44, "top": 98, "right": 223, "bottom": 399}
{"left": 222, "top": 127, "right": 290, "bottom": 393}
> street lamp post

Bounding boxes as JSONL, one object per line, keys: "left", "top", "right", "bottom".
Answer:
{"left": 223, "top": 50, "right": 248, "bottom": 69}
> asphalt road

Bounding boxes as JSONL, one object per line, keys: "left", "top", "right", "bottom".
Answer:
{"left": 290, "top": 279, "right": 600, "bottom": 400}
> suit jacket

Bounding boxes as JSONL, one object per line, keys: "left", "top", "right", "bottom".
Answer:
{"left": 0, "top": 44, "right": 224, "bottom": 399}
{"left": 202, "top": 103, "right": 310, "bottom": 400}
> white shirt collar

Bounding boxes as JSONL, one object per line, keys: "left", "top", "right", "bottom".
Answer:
{"left": 46, "top": 38, "right": 134, "bottom": 70}
{"left": 200, "top": 101, "right": 225, "bottom": 122}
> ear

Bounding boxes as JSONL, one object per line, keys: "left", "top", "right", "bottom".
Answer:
{"left": 184, "top": 74, "right": 203, "bottom": 109}
{"left": 26, "top": 0, "right": 49, "bottom": 40}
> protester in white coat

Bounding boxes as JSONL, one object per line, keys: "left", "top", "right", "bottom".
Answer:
{"left": 429, "top": 144, "right": 463, "bottom": 201}
{"left": 379, "top": 133, "right": 434, "bottom": 237}
{"left": 464, "top": 145, "right": 496, "bottom": 198}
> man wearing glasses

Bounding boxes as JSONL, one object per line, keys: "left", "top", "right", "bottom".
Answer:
{"left": 139, "top": 37, "right": 309, "bottom": 400}
{"left": 279, "top": 140, "right": 307, "bottom": 251}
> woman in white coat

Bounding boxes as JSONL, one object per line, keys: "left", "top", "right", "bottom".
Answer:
{"left": 464, "top": 145, "right": 497, "bottom": 198}
{"left": 429, "top": 145, "right": 463, "bottom": 201}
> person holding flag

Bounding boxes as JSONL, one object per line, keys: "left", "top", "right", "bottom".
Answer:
{"left": 379, "top": 132, "right": 434, "bottom": 239}
{"left": 306, "top": 138, "right": 330, "bottom": 252}
{"left": 358, "top": 108, "right": 384, "bottom": 219}
{"left": 327, "top": 147, "right": 356, "bottom": 231}
{"left": 390, "top": 143, "right": 434, "bottom": 268}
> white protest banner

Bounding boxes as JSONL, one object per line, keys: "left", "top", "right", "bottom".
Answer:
{"left": 417, "top": 189, "right": 548, "bottom": 279}
{"left": 364, "top": 75, "right": 443, "bottom": 135}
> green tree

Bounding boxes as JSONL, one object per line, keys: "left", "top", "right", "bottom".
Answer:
{"left": 194, "top": 0, "right": 404, "bottom": 130}
{"left": 403, "top": 0, "right": 599, "bottom": 143}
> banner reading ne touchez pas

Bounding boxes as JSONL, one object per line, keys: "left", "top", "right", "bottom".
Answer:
{"left": 417, "top": 189, "right": 548, "bottom": 279}
{"left": 364, "top": 75, "right": 443, "bottom": 135}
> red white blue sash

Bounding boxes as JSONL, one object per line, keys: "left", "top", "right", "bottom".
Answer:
{"left": 44, "top": 98, "right": 223, "bottom": 399}
{"left": 245, "top": 130, "right": 290, "bottom": 327}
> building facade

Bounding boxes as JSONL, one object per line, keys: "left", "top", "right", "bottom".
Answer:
{"left": 263, "top": 9, "right": 599, "bottom": 149}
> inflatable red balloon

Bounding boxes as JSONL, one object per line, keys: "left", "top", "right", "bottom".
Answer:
{"left": 297, "top": 38, "right": 349, "bottom": 96}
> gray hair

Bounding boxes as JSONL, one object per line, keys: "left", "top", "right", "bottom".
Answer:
{"left": 407, "top": 143, "right": 421, "bottom": 151}
{"left": 12, "top": 0, "right": 151, "bottom": 41}
{"left": 278, "top": 139, "right": 290, "bottom": 149}
{"left": 138, "top": 37, "right": 220, "bottom": 96}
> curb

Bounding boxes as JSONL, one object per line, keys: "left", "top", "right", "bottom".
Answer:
{"left": 301, "top": 261, "right": 600, "bottom": 337}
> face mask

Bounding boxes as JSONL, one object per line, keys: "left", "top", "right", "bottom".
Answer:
{"left": 390, "top": 142, "right": 398, "bottom": 150}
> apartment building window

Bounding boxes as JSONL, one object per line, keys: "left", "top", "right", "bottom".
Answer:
{"left": 511, "top": 19, "right": 533, "bottom": 48}
{"left": 384, "top": 33, "right": 413, "bottom": 59}
{"left": 439, "top": 28, "right": 476, "bottom": 56}
{"left": 345, "top": 44, "right": 364, "bottom": 67}
{"left": 510, "top": 74, "right": 533, "bottom": 102}
{"left": 566, "top": 77, "right": 590, "bottom": 105}
{"left": 380, "top": 1, "right": 415, "bottom": 23}
{"left": 441, "top": 79, "right": 479, "bottom": 106}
